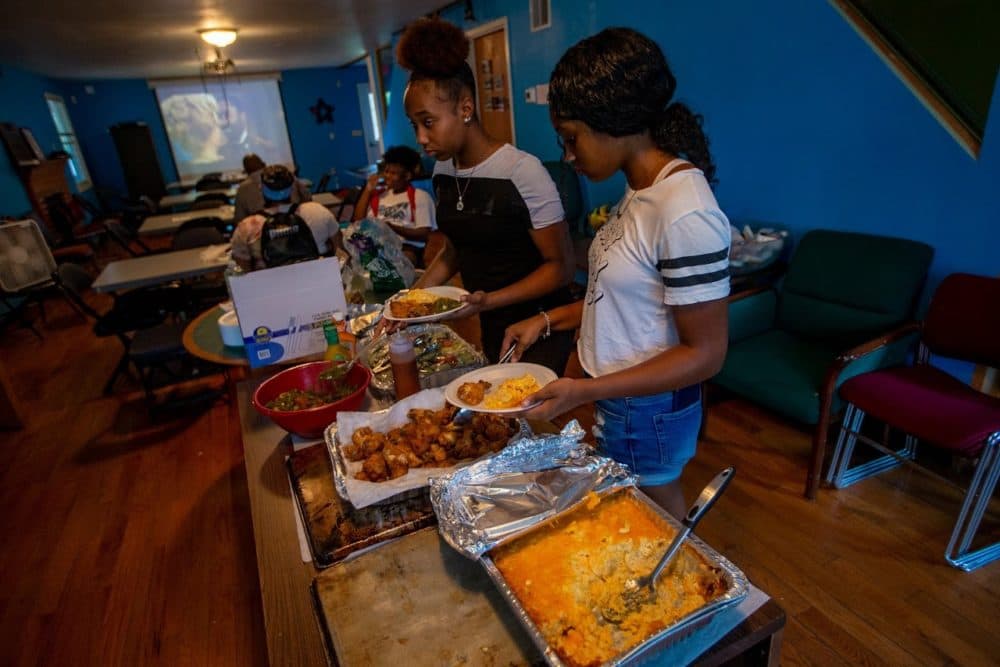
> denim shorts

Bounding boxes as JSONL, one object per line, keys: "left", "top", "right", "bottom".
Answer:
{"left": 593, "top": 385, "right": 701, "bottom": 486}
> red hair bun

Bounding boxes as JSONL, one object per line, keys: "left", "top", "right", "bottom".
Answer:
{"left": 396, "top": 18, "right": 469, "bottom": 77}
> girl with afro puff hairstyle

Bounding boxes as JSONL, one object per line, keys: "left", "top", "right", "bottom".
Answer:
{"left": 502, "top": 28, "right": 731, "bottom": 517}
{"left": 398, "top": 17, "right": 576, "bottom": 374}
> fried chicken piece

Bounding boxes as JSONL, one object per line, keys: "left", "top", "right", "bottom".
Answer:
{"left": 408, "top": 408, "right": 436, "bottom": 422}
{"left": 388, "top": 462, "right": 409, "bottom": 479}
{"left": 428, "top": 443, "right": 449, "bottom": 463}
{"left": 409, "top": 436, "right": 431, "bottom": 457}
{"left": 341, "top": 442, "right": 365, "bottom": 462}
{"left": 435, "top": 405, "right": 458, "bottom": 424}
{"left": 361, "top": 453, "right": 388, "bottom": 482}
{"left": 354, "top": 470, "right": 370, "bottom": 481}
{"left": 384, "top": 442, "right": 422, "bottom": 468}
{"left": 352, "top": 426, "right": 374, "bottom": 447}
{"left": 457, "top": 380, "right": 491, "bottom": 405}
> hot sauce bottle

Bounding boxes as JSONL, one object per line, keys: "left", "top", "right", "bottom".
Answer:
{"left": 389, "top": 333, "right": 421, "bottom": 400}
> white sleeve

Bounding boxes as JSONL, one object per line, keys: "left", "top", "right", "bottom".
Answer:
{"left": 510, "top": 155, "right": 565, "bottom": 229}
{"left": 413, "top": 189, "right": 436, "bottom": 230}
{"left": 657, "top": 210, "right": 731, "bottom": 306}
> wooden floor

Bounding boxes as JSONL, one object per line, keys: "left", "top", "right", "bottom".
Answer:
{"left": 1, "top": 275, "right": 999, "bottom": 665}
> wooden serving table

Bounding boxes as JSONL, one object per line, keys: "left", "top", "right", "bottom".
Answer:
{"left": 237, "top": 382, "right": 785, "bottom": 667}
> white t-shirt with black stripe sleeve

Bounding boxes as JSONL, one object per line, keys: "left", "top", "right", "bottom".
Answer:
{"left": 578, "top": 160, "right": 730, "bottom": 377}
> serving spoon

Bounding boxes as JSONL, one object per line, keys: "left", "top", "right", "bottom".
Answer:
{"left": 602, "top": 467, "right": 735, "bottom": 623}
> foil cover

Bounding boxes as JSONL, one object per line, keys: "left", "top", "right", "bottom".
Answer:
{"left": 430, "top": 421, "right": 636, "bottom": 559}
{"left": 357, "top": 322, "right": 486, "bottom": 401}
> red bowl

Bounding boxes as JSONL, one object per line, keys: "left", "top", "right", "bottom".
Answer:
{"left": 252, "top": 361, "right": 371, "bottom": 438}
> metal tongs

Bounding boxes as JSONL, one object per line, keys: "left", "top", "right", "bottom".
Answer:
{"left": 496, "top": 344, "right": 517, "bottom": 365}
{"left": 601, "top": 467, "right": 735, "bottom": 623}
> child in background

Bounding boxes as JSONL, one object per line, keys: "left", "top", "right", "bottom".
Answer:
{"left": 353, "top": 146, "right": 437, "bottom": 267}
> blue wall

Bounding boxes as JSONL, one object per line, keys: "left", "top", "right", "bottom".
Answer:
{"left": 5, "top": 0, "right": 997, "bottom": 291}
{"left": 384, "top": 0, "right": 998, "bottom": 291}
{"left": 0, "top": 65, "right": 63, "bottom": 214}
{"left": 55, "top": 65, "right": 373, "bottom": 197}
{"left": 59, "top": 78, "right": 178, "bottom": 197}
{"left": 280, "top": 63, "right": 371, "bottom": 187}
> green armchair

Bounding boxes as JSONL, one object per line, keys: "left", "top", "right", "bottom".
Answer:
{"left": 713, "top": 229, "right": 934, "bottom": 498}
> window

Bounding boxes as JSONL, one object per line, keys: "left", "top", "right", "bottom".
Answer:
{"left": 530, "top": 0, "right": 551, "bottom": 32}
{"left": 45, "top": 94, "right": 91, "bottom": 190}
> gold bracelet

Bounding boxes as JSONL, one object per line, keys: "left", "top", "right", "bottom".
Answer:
{"left": 540, "top": 310, "right": 552, "bottom": 339}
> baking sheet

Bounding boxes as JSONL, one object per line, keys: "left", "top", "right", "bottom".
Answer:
{"left": 286, "top": 442, "right": 435, "bottom": 568}
{"left": 480, "top": 487, "right": 749, "bottom": 666}
{"left": 311, "top": 526, "right": 543, "bottom": 667}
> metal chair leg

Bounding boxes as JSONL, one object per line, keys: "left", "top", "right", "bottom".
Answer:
{"left": 945, "top": 433, "right": 1000, "bottom": 571}
{"left": 828, "top": 404, "right": 862, "bottom": 484}
{"left": 830, "top": 404, "right": 919, "bottom": 489}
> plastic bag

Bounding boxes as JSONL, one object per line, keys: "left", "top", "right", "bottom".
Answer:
{"left": 341, "top": 218, "right": 417, "bottom": 299}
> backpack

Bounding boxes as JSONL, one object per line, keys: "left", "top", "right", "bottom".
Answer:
{"left": 260, "top": 204, "right": 320, "bottom": 267}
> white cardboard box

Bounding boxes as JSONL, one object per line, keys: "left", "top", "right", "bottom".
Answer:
{"left": 228, "top": 258, "right": 347, "bottom": 368}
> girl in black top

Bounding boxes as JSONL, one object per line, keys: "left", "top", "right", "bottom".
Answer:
{"left": 397, "top": 18, "right": 576, "bottom": 373}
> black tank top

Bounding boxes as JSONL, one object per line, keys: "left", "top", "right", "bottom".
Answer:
{"left": 432, "top": 173, "right": 572, "bottom": 329}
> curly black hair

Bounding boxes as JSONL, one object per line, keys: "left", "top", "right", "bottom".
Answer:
{"left": 396, "top": 17, "right": 477, "bottom": 105}
{"left": 381, "top": 145, "right": 421, "bottom": 173}
{"left": 549, "top": 27, "right": 716, "bottom": 183}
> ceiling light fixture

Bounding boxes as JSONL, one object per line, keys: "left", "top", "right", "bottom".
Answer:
{"left": 199, "top": 28, "right": 238, "bottom": 48}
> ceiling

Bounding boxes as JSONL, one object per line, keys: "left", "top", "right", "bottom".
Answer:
{"left": 0, "top": 0, "right": 449, "bottom": 80}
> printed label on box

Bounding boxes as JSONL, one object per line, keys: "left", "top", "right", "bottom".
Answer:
{"left": 228, "top": 258, "right": 347, "bottom": 368}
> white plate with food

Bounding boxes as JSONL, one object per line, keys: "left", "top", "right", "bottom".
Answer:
{"left": 445, "top": 363, "right": 558, "bottom": 413}
{"left": 383, "top": 286, "right": 470, "bottom": 323}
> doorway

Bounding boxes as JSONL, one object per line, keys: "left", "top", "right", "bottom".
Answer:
{"left": 357, "top": 54, "right": 384, "bottom": 165}
{"left": 467, "top": 19, "right": 515, "bottom": 146}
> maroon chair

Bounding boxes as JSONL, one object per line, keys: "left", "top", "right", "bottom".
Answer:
{"left": 827, "top": 273, "right": 1000, "bottom": 571}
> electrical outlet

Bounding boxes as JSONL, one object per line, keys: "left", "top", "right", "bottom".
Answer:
{"left": 525, "top": 87, "right": 537, "bottom": 103}
{"left": 536, "top": 84, "right": 549, "bottom": 105}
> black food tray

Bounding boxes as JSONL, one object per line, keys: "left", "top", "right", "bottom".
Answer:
{"left": 286, "top": 443, "right": 436, "bottom": 568}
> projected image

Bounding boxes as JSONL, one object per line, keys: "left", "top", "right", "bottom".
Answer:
{"left": 155, "top": 79, "right": 294, "bottom": 180}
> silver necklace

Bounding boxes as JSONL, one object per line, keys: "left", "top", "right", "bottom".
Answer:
{"left": 453, "top": 159, "right": 479, "bottom": 211}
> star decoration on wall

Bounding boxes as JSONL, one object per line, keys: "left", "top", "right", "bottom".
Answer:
{"left": 310, "top": 97, "right": 335, "bottom": 124}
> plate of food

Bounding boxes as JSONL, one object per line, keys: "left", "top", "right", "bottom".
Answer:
{"left": 445, "top": 363, "right": 558, "bottom": 414}
{"left": 383, "top": 286, "right": 469, "bottom": 323}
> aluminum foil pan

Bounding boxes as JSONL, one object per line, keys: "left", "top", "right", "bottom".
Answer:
{"left": 325, "top": 390, "right": 528, "bottom": 509}
{"left": 357, "top": 323, "right": 486, "bottom": 401}
{"left": 480, "top": 487, "right": 750, "bottom": 666}
{"left": 345, "top": 303, "right": 383, "bottom": 337}
{"left": 429, "top": 421, "right": 636, "bottom": 559}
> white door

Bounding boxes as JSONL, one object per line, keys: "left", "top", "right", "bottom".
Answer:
{"left": 357, "top": 82, "right": 383, "bottom": 165}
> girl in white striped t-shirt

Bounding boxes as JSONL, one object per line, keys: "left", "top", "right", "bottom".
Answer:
{"left": 502, "top": 28, "right": 730, "bottom": 518}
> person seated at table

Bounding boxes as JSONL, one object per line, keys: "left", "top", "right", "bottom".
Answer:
{"left": 352, "top": 146, "right": 437, "bottom": 268}
{"left": 233, "top": 154, "right": 312, "bottom": 223}
{"left": 231, "top": 165, "right": 340, "bottom": 271}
